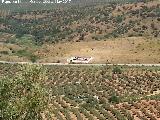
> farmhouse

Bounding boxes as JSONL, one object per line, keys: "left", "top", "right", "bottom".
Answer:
{"left": 67, "top": 56, "right": 92, "bottom": 64}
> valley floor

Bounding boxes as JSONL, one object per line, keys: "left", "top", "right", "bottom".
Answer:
{"left": 0, "top": 37, "right": 160, "bottom": 64}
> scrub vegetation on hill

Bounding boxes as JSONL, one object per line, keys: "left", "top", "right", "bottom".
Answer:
{"left": 0, "top": 0, "right": 159, "bottom": 44}
{"left": 0, "top": 0, "right": 159, "bottom": 63}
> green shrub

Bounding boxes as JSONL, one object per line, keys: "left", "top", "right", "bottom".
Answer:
{"left": 16, "top": 50, "right": 30, "bottom": 57}
{"left": 115, "top": 15, "right": 123, "bottom": 23}
{"left": 30, "top": 55, "right": 38, "bottom": 63}
{"left": 112, "top": 66, "right": 122, "bottom": 74}
{"left": 15, "top": 50, "right": 38, "bottom": 62}
{"left": 108, "top": 95, "right": 120, "bottom": 103}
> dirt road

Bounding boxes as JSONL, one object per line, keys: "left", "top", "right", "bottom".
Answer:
{"left": 0, "top": 61, "right": 160, "bottom": 66}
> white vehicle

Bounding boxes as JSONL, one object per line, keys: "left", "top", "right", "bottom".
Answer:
{"left": 67, "top": 56, "right": 93, "bottom": 64}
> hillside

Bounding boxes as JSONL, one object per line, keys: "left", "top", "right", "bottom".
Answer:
{"left": 0, "top": 1, "right": 160, "bottom": 63}
{"left": 0, "top": 1, "right": 159, "bottom": 44}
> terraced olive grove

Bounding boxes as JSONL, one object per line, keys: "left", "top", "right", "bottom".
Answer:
{"left": 0, "top": 63, "right": 160, "bottom": 120}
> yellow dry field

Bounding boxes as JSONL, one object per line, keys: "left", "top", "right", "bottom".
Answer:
{"left": 0, "top": 37, "right": 160, "bottom": 64}
{"left": 36, "top": 37, "right": 160, "bottom": 64}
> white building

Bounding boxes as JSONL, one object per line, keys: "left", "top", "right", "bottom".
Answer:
{"left": 67, "top": 56, "right": 93, "bottom": 64}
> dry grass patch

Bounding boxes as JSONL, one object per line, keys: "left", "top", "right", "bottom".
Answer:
{"left": 36, "top": 37, "right": 160, "bottom": 64}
